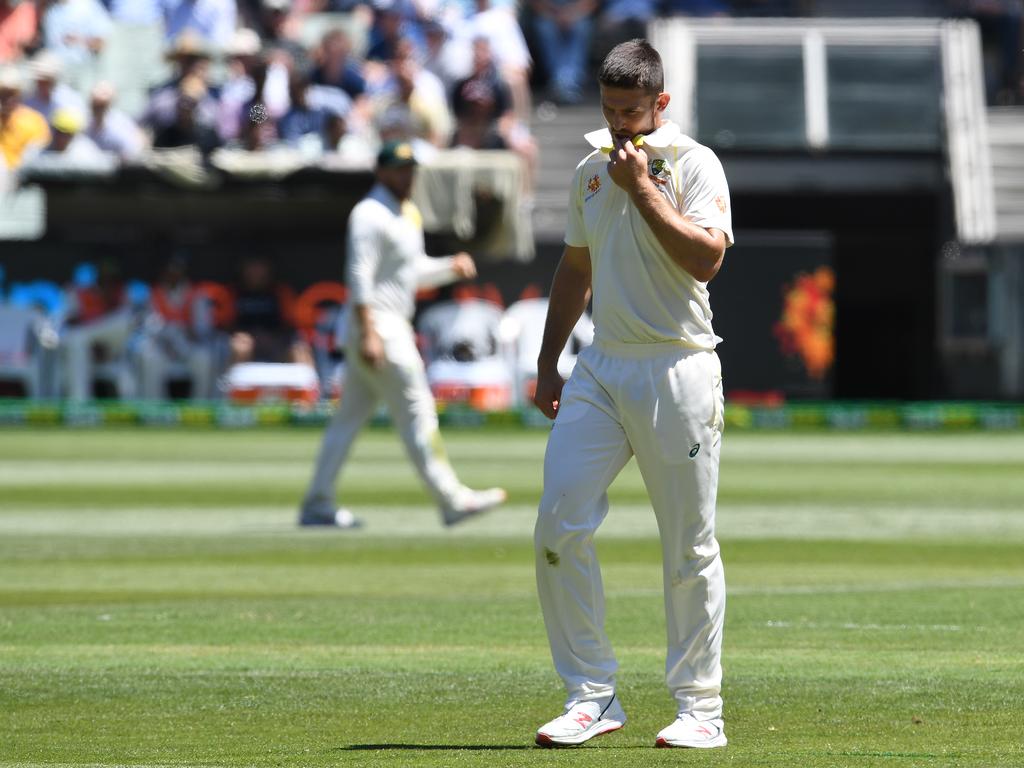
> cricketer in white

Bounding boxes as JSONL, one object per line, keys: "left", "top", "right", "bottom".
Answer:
{"left": 533, "top": 39, "right": 733, "bottom": 749}
{"left": 299, "top": 140, "right": 507, "bottom": 529}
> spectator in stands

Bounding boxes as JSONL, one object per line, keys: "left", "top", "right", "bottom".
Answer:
{"left": 370, "top": 37, "right": 451, "bottom": 147}
{"left": 162, "top": 0, "right": 238, "bottom": 50}
{"left": 235, "top": 59, "right": 281, "bottom": 149}
{"left": 529, "top": 0, "right": 597, "bottom": 104}
{"left": 144, "top": 33, "right": 217, "bottom": 133}
{"left": 43, "top": 0, "right": 112, "bottom": 73}
{"left": 216, "top": 27, "right": 262, "bottom": 142}
{"left": 86, "top": 81, "right": 146, "bottom": 160}
{"left": 152, "top": 74, "right": 222, "bottom": 154}
{"left": 22, "top": 107, "right": 115, "bottom": 175}
{"left": 38, "top": 107, "right": 106, "bottom": 160}
{"left": 310, "top": 28, "right": 368, "bottom": 101}
{"left": 421, "top": 18, "right": 469, "bottom": 91}
{"left": 322, "top": 101, "right": 377, "bottom": 163}
{"left": 463, "top": 0, "right": 533, "bottom": 123}
{"left": 278, "top": 71, "right": 330, "bottom": 153}
{"left": 451, "top": 37, "right": 514, "bottom": 149}
{"left": 61, "top": 259, "right": 137, "bottom": 402}
{"left": 0, "top": 0, "right": 37, "bottom": 63}
{"left": 595, "top": 0, "right": 656, "bottom": 58}
{"left": 135, "top": 254, "right": 217, "bottom": 400}
{"left": 22, "top": 50, "right": 86, "bottom": 121}
{"left": 255, "top": 0, "right": 308, "bottom": 68}
{"left": 366, "top": 0, "right": 416, "bottom": 62}
{"left": 234, "top": 110, "right": 274, "bottom": 150}
{"left": 229, "top": 256, "right": 313, "bottom": 365}
{"left": 0, "top": 66, "right": 49, "bottom": 169}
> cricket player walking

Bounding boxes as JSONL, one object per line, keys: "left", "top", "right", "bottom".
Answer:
{"left": 533, "top": 40, "right": 733, "bottom": 748}
{"left": 299, "top": 140, "right": 507, "bottom": 529}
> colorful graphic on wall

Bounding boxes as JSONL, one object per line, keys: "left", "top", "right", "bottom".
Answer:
{"left": 774, "top": 267, "right": 836, "bottom": 380}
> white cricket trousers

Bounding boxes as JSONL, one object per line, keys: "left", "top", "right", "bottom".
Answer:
{"left": 63, "top": 309, "right": 136, "bottom": 402}
{"left": 535, "top": 340, "right": 726, "bottom": 718}
{"left": 304, "top": 312, "right": 463, "bottom": 511}
{"left": 135, "top": 336, "right": 216, "bottom": 400}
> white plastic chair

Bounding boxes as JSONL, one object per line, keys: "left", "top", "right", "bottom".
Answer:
{"left": 417, "top": 298, "right": 514, "bottom": 411}
{"left": 0, "top": 305, "right": 41, "bottom": 397}
{"left": 498, "top": 298, "right": 594, "bottom": 407}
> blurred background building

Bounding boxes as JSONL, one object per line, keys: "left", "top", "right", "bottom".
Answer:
{"left": 0, "top": 0, "right": 1021, "bottom": 405}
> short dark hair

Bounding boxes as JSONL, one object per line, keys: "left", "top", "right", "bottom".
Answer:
{"left": 598, "top": 39, "right": 664, "bottom": 94}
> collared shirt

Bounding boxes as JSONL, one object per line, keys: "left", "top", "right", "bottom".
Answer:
{"left": 566, "top": 120, "right": 734, "bottom": 349}
{"left": 346, "top": 183, "right": 458, "bottom": 321}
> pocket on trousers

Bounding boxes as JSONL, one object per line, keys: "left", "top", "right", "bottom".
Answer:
{"left": 652, "top": 354, "right": 714, "bottom": 464}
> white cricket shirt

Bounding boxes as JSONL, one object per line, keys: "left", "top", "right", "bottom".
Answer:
{"left": 346, "top": 183, "right": 459, "bottom": 322}
{"left": 566, "top": 121, "right": 734, "bottom": 349}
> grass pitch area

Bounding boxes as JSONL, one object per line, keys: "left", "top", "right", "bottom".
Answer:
{"left": 1, "top": 427, "right": 1023, "bottom": 767}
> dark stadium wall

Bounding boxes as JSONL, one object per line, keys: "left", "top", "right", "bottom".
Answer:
{"left": 731, "top": 188, "right": 946, "bottom": 400}
{"left": 2, "top": 175, "right": 947, "bottom": 400}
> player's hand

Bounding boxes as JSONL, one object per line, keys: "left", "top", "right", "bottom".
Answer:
{"left": 359, "top": 328, "right": 385, "bottom": 369}
{"left": 450, "top": 252, "right": 477, "bottom": 280}
{"left": 533, "top": 364, "right": 565, "bottom": 420}
{"left": 607, "top": 135, "right": 648, "bottom": 193}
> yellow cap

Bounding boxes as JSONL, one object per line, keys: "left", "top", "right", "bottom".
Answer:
{"left": 51, "top": 108, "right": 84, "bottom": 135}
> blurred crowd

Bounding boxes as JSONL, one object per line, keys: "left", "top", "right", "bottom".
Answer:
{"left": 1, "top": 0, "right": 1021, "bottom": 191}
{"left": 0, "top": 0, "right": 547, "bottom": 188}
{"left": 0, "top": 253, "right": 591, "bottom": 409}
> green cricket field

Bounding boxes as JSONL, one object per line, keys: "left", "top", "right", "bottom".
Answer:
{"left": 1, "top": 427, "right": 1022, "bottom": 767}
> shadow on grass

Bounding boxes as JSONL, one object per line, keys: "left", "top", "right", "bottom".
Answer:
{"left": 339, "top": 745, "right": 533, "bottom": 751}
{"left": 340, "top": 744, "right": 650, "bottom": 751}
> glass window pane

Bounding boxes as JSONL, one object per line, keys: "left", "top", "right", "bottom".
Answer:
{"left": 696, "top": 45, "right": 806, "bottom": 150}
{"left": 827, "top": 45, "right": 943, "bottom": 150}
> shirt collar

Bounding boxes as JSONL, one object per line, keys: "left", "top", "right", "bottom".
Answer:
{"left": 370, "top": 182, "right": 402, "bottom": 213}
{"left": 583, "top": 121, "right": 698, "bottom": 152}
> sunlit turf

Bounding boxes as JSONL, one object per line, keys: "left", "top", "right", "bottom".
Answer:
{"left": 1, "top": 427, "right": 1022, "bottom": 767}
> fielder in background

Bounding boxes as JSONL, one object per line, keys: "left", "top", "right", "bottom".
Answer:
{"left": 298, "top": 140, "right": 507, "bottom": 529}
{"left": 532, "top": 39, "right": 733, "bottom": 749}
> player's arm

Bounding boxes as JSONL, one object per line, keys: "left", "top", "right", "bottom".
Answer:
{"left": 534, "top": 245, "right": 591, "bottom": 419}
{"left": 346, "top": 210, "right": 385, "bottom": 368}
{"left": 609, "top": 139, "right": 726, "bottom": 283}
{"left": 352, "top": 303, "right": 384, "bottom": 368}
{"left": 414, "top": 251, "right": 477, "bottom": 289}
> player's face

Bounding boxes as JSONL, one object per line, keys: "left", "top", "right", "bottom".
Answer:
{"left": 600, "top": 85, "right": 670, "bottom": 144}
{"left": 379, "top": 164, "right": 416, "bottom": 201}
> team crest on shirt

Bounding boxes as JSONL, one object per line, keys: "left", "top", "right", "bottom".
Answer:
{"left": 585, "top": 173, "right": 602, "bottom": 202}
{"left": 648, "top": 158, "right": 670, "bottom": 185}
{"left": 715, "top": 195, "right": 728, "bottom": 213}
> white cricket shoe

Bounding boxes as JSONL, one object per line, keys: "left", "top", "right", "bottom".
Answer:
{"left": 655, "top": 713, "right": 727, "bottom": 748}
{"left": 441, "top": 487, "right": 507, "bottom": 527}
{"left": 298, "top": 505, "right": 363, "bottom": 529}
{"left": 535, "top": 697, "right": 626, "bottom": 747}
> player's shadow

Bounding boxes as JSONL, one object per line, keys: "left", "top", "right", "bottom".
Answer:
{"left": 340, "top": 744, "right": 533, "bottom": 751}
{"left": 340, "top": 743, "right": 649, "bottom": 751}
